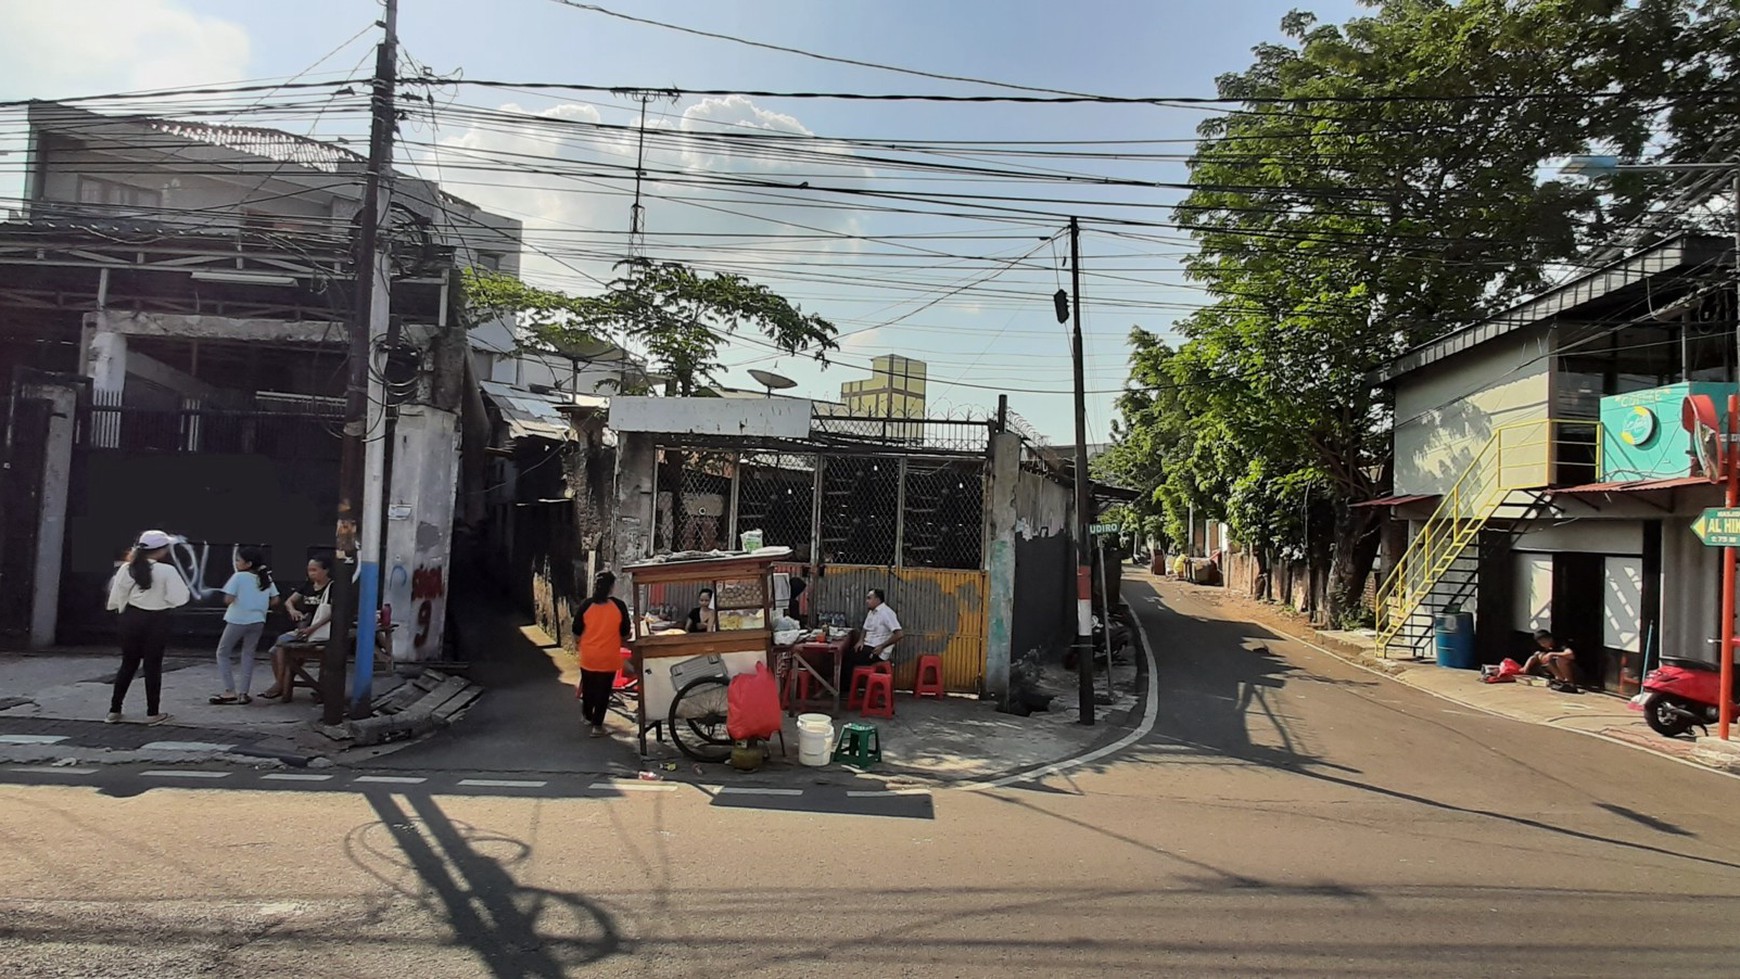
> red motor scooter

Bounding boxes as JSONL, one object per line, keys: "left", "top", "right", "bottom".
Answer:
{"left": 1641, "top": 657, "right": 1740, "bottom": 738}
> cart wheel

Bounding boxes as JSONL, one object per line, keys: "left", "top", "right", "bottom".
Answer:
{"left": 668, "top": 675, "right": 734, "bottom": 763}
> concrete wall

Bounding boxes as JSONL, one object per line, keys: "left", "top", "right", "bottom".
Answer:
{"left": 382, "top": 407, "right": 460, "bottom": 662}
{"left": 1015, "top": 466, "right": 1072, "bottom": 540}
{"left": 1394, "top": 328, "right": 1553, "bottom": 503}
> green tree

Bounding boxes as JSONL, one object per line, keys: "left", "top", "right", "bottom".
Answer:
{"left": 1140, "top": 0, "right": 1676, "bottom": 624}
{"left": 463, "top": 260, "right": 839, "bottom": 396}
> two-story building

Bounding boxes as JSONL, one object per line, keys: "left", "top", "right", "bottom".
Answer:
{"left": 1369, "top": 233, "right": 1736, "bottom": 694}
{"left": 0, "top": 101, "right": 524, "bottom": 658}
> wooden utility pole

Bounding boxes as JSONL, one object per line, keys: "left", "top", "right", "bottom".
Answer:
{"left": 324, "top": 0, "right": 398, "bottom": 725}
{"left": 1069, "top": 216, "right": 1095, "bottom": 726}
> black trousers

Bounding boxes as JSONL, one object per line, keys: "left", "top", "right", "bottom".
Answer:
{"left": 113, "top": 606, "right": 173, "bottom": 715}
{"left": 579, "top": 669, "right": 615, "bottom": 727}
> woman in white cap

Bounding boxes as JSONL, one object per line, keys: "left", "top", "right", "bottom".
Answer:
{"left": 105, "top": 529, "right": 191, "bottom": 723}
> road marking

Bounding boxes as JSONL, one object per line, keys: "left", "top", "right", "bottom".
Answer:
{"left": 353, "top": 775, "right": 427, "bottom": 785}
{"left": 142, "top": 770, "right": 230, "bottom": 779}
{"left": 10, "top": 765, "right": 97, "bottom": 774}
{"left": 142, "top": 741, "right": 236, "bottom": 752}
{"left": 718, "top": 786, "right": 803, "bottom": 796}
{"left": 846, "top": 788, "right": 930, "bottom": 797}
{"left": 590, "top": 780, "right": 678, "bottom": 792}
{"left": 261, "top": 773, "right": 334, "bottom": 782}
{"left": 457, "top": 778, "right": 548, "bottom": 788}
{"left": 961, "top": 584, "right": 1162, "bottom": 792}
{"left": 0, "top": 734, "right": 69, "bottom": 745}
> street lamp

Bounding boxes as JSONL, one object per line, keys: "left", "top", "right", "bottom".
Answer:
{"left": 1562, "top": 153, "right": 1740, "bottom": 740}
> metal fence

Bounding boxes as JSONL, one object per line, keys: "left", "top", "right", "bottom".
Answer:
{"left": 654, "top": 448, "right": 987, "bottom": 571}
{"left": 81, "top": 396, "right": 344, "bottom": 460}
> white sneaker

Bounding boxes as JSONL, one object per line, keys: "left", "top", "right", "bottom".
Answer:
{"left": 105, "top": 712, "right": 122, "bottom": 724}
{"left": 143, "top": 713, "right": 171, "bottom": 725}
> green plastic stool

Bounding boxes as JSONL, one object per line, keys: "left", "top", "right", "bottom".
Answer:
{"left": 831, "top": 721, "right": 882, "bottom": 769}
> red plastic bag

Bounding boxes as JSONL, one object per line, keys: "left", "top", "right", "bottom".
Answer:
{"left": 1485, "top": 658, "right": 1524, "bottom": 683}
{"left": 727, "top": 662, "right": 782, "bottom": 741}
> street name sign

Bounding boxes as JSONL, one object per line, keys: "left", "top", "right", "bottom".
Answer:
{"left": 1691, "top": 508, "right": 1740, "bottom": 547}
{"left": 1088, "top": 523, "right": 1119, "bottom": 536}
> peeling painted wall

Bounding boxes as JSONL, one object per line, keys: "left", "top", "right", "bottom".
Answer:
{"left": 383, "top": 407, "right": 460, "bottom": 661}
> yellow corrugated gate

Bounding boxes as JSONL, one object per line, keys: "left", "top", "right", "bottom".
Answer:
{"left": 809, "top": 565, "right": 988, "bottom": 695}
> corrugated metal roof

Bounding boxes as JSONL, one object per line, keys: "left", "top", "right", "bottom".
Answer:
{"left": 1547, "top": 475, "right": 1712, "bottom": 496}
{"left": 478, "top": 380, "right": 608, "bottom": 443}
{"left": 1369, "top": 234, "right": 1730, "bottom": 387}
{"left": 1349, "top": 494, "right": 1440, "bottom": 508}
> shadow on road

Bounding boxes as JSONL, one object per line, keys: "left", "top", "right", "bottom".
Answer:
{"left": 355, "top": 791, "right": 625, "bottom": 976}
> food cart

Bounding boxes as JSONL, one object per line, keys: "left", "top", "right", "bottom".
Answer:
{"left": 626, "top": 549, "right": 790, "bottom": 760}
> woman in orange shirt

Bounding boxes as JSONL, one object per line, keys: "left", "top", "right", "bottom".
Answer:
{"left": 573, "top": 572, "right": 631, "bottom": 737}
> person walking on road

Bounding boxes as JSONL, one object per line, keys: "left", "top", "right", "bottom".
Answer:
{"left": 106, "top": 529, "right": 191, "bottom": 724}
{"left": 211, "top": 546, "right": 278, "bottom": 705}
{"left": 573, "top": 572, "right": 631, "bottom": 738}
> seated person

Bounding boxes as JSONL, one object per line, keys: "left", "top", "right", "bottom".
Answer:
{"left": 1523, "top": 629, "right": 1579, "bottom": 692}
{"left": 840, "top": 588, "right": 903, "bottom": 682}
{"left": 260, "top": 555, "right": 334, "bottom": 701}
{"left": 685, "top": 588, "right": 717, "bottom": 633}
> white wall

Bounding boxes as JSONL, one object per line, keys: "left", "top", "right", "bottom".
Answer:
{"left": 1393, "top": 329, "right": 1553, "bottom": 502}
{"left": 1661, "top": 524, "right": 1722, "bottom": 663}
{"left": 1513, "top": 553, "right": 1554, "bottom": 633}
{"left": 1514, "top": 521, "right": 1643, "bottom": 555}
{"left": 382, "top": 407, "right": 461, "bottom": 662}
{"left": 1603, "top": 555, "right": 1644, "bottom": 654}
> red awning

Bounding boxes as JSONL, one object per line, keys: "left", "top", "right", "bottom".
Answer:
{"left": 1350, "top": 494, "right": 1440, "bottom": 508}
{"left": 1548, "top": 475, "right": 1713, "bottom": 496}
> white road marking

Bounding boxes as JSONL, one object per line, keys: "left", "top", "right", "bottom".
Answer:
{"left": 10, "top": 765, "right": 97, "bottom": 774}
{"left": 353, "top": 775, "right": 427, "bottom": 784}
{"left": 457, "top": 778, "right": 548, "bottom": 788}
{"left": 590, "top": 780, "right": 678, "bottom": 792}
{"left": 141, "top": 770, "right": 230, "bottom": 779}
{"left": 261, "top": 773, "right": 334, "bottom": 782}
{"left": 845, "top": 789, "right": 931, "bottom": 797}
{"left": 0, "top": 734, "right": 69, "bottom": 745}
{"left": 718, "top": 787, "right": 803, "bottom": 796}
{"left": 141, "top": 741, "right": 236, "bottom": 752}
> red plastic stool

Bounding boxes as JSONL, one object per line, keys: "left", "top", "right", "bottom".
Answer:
{"left": 847, "top": 662, "right": 892, "bottom": 709}
{"left": 912, "top": 654, "right": 945, "bottom": 699}
{"left": 859, "top": 671, "right": 894, "bottom": 719}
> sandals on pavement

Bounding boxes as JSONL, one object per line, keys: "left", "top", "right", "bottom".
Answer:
{"left": 209, "top": 694, "right": 238, "bottom": 705}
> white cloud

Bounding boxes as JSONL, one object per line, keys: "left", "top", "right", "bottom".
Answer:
{"left": 0, "top": 0, "right": 250, "bottom": 99}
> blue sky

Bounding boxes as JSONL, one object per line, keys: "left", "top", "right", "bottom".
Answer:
{"left": 2, "top": 0, "right": 1365, "bottom": 440}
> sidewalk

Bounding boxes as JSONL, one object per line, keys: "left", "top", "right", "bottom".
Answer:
{"left": 1147, "top": 574, "right": 1740, "bottom": 776}
{"left": 0, "top": 649, "right": 360, "bottom": 765}
{"left": 357, "top": 587, "right": 1148, "bottom": 787}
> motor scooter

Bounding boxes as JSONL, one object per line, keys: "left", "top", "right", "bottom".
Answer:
{"left": 1640, "top": 657, "right": 1740, "bottom": 738}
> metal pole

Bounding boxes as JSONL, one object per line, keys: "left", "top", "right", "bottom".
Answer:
{"left": 1069, "top": 217, "right": 1095, "bottom": 725}
{"left": 1725, "top": 169, "right": 1740, "bottom": 740}
{"left": 326, "top": 0, "right": 397, "bottom": 725}
{"left": 1723, "top": 393, "right": 1736, "bottom": 741}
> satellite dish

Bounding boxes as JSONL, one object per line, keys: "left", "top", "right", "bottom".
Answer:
{"left": 749, "top": 369, "right": 797, "bottom": 396}
{"left": 554, "top": 337, "right": 619, "bottom": 361}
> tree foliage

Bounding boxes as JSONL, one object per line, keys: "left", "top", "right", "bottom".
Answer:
{"left": 464, "top": 260, "right": 838, "bottom": 396}
{"left": 1108, "top": 0, "right": 1733, "bottom": 624}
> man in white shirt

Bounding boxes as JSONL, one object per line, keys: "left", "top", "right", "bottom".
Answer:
{"left": 844, "top": 589, "right": 904, "bottom": 686}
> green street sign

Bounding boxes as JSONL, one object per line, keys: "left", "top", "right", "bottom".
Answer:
{"left": 1692, "top": 508, "right": 1740, "bottom": 547}
{"left": 1088, "top": 523, "right": 1119, "bottom": 535}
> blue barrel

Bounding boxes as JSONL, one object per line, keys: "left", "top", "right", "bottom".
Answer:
{"left": 1434, "top": 612, "right": 1477, "bottom": 669}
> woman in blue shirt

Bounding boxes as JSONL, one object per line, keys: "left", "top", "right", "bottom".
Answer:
{"left": 211, "top": 546, "right": 278, "bottom": 704}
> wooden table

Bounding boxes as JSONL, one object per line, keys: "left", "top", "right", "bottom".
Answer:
{"left": 778, "top": 634, "right": 849, "bottom": 715}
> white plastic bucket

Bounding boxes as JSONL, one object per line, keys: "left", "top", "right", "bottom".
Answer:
{"left": 797, "top": 712, "right": 833, "bottom": 766}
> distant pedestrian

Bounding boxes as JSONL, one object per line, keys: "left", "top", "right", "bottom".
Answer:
{"left": 105, "top": 529, "right": 191, "bottom": 724}
{"left": 210, "top": 546, "right": 278, "bottom": 705}
{"left": 573, "top": 572, "right": 631, "bottom": 738}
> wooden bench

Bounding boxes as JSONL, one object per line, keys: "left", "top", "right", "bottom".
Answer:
{"left": 278, "top": 627, "right": 396, "bottom": 702}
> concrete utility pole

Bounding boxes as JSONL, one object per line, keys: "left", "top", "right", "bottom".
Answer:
{"left": 1069, "top": 216, "right": 1095, "bottom": 726}
{"left": 325, "top": 0, "right": 398, "bottom": 725}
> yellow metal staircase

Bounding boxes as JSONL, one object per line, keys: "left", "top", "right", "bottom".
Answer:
{"left": 1374, "top": 420, "right": 1598, "bottom": 658}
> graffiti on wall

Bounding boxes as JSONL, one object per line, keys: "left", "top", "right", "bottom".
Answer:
{"left": 164, "top": 536, "right": 243, "bottom": 604}
{"left": 409, "top": 563, "right": 445, "bottom": 652}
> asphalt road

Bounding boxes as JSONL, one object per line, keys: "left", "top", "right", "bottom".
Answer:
{"left": 2, "top": 576, "right": 1738, "bottom": 978}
